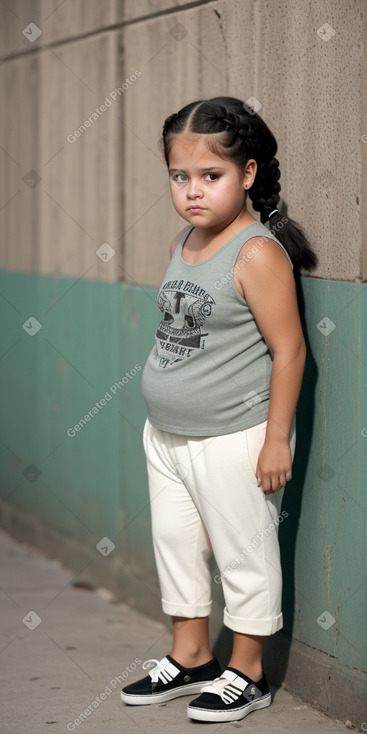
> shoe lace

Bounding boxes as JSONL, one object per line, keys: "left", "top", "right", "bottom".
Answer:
{"left": 201, "top": 673, "right": 239, "bottom": 701}
{"left": 142, "top": 658, "right": 168, "bottom": 684}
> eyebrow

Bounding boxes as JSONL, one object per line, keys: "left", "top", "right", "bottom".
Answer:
{"left": 168, "top": 167, "right": 226, "bottom": 173}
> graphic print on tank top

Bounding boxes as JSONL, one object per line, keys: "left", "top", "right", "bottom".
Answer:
{"left": 153, "top": 278, "right": 216, "bottom": 368}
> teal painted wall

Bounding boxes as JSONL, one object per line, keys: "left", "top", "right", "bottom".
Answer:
{"left": 0, "top": 273, "right": 158, "bottom": 578}
{"left": 282, "top": 279, "right": 367, "bottom": 673}
{"left": 0, "top": 270, "right": 365, "bottom": 674}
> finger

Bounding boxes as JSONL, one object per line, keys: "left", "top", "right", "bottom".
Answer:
{"left": 272, "top": 473, "right": 287, "bottom": 492}
{"left": 265, "top": 480, "right": 279, "bottom": 494}
{"left": 267, "top": 475, "right": 279, "bottom": 492}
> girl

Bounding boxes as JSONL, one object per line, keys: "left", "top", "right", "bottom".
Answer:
{"left": 121, "top": 96, "right": 317, "bottom": 723}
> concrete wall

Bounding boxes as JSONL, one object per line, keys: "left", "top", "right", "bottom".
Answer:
{"left": 0, "top": 0, "right": 366, "bottom": 725}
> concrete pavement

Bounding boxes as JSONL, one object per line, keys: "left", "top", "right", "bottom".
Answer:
{"left": 0, "top": 528, "right": 352, "bottom": 734}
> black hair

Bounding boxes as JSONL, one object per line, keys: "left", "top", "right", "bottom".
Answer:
{"left": 160, "top": 96, "right": 317, "bottom": 273}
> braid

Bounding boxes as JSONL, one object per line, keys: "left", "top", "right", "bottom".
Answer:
{"left": 160, "top": 96, "right": 318, "bottom": 272}
{"left": 194, "top": 105, "right": 278, "bottom": 223}
{"left": 209, "top": 108, "right": 246, "bottom": 135}
{"left": 195, "top": 105, "right": 262, "bottom": 159}
{"left": 249, "top": 157, "right": 281, "bottom": 224}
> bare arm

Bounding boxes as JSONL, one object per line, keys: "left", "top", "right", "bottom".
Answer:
{"left": 237, "top": 237, "right": 306, "bottom": 494}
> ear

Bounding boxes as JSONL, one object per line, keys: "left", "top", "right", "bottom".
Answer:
{"left": 243, "top": 159, "right": 257, "bottom": 190}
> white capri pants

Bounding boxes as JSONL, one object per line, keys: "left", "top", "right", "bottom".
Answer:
{"left": 143, "top": 417, "right": 296, "bottom": 636}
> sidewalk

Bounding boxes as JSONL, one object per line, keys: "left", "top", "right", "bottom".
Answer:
{"left": 0, "top": 528, "right": 349, "bottom": 734}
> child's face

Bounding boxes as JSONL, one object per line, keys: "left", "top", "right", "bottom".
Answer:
{"left": 168, "top": 133, "right": 252, "bottom": 231}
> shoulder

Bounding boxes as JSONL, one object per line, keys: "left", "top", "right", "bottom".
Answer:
{"left": 234, "top": 235, "right": 294, "bottom": 298}
{"left": 237, "top": 234, "right": 292, "bottom": 272}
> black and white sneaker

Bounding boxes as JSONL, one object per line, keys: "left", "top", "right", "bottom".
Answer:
{"left": 120, "top": 654, "right": 221, "bottom": 706}
{"left": 187, "top": 666, "right": 271, "bottom": 722}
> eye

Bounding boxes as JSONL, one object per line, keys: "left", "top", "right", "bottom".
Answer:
{"left": 205, "top": 173, "right": 219, "bottom": 181}
{"left": 170, "top": 172, "right": 188, "bottom": 184}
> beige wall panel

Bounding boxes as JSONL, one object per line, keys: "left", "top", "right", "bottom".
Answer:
{"left": 0, "top": 52, "right": 41, "bottom": 274}
{"left": 120, "top": 0, "right": 213, "bottom": 22}
{"left": 0, "top": 0, "right": 117, "bottom": 57}
{"left": 122, "top": 1, "right": 236, "bottom": 287}
{"left": 225, "top": 0, "right": 363, "bottom": 281}
{"left": 0, "top": 0, "right": 211, "bottom": 58}
{"left": 361, "top": 2, "right": 367, "bottom": 280}
{"left": 0, "top": 0, "right": 364, "bottom": 282}
{"left": 0, "top": 31, "right": 125, "bottom": 280}
{"left": 123, "top": 0, "right": 364, "bottom": 285}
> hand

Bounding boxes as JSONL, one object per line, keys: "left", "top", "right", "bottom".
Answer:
{"left": 255, "top": 439, "right": 292, "bottom": 495}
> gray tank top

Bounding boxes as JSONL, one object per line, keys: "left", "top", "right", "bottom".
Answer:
{"left": 141, "top": 220, "right": 293, "bottom": 436}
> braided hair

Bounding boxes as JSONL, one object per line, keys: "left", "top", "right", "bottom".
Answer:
{"left": 160, "top": 96, "right": 317, "bottom": 273}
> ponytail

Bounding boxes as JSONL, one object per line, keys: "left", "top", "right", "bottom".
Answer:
{"left": 264, "top": 210, "right": 318, "bottom": 272}
{"left": 161, "top": 96, "right": 318, "bottom": 274}
{"left": 248, "top": 156, "right": 318, "bottom": 272}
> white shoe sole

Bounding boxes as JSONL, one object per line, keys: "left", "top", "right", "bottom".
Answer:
{"left": 187, "top": 692, "right": 272, "bottom": 722}
{"left": 121, "top": 680, "right": 214, "bottom": 706}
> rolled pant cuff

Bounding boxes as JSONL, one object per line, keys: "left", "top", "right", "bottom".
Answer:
{"left": 224, "top": 607, "right": 283, "bottom": 635}
{"left": 162, "top": 599, "right": 212, "bottom": 618}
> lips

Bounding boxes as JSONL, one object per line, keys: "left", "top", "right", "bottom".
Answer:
{"left": 187, "top": 206, "right": 205, "bottom": 211}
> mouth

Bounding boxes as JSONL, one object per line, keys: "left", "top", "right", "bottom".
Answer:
{"left": 187, "top": 206, "right": 205, "bottom": 212}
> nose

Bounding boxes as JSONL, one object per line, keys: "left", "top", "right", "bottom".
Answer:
{"left": 187, "top": 179, "right": 203, "bottom": 199}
